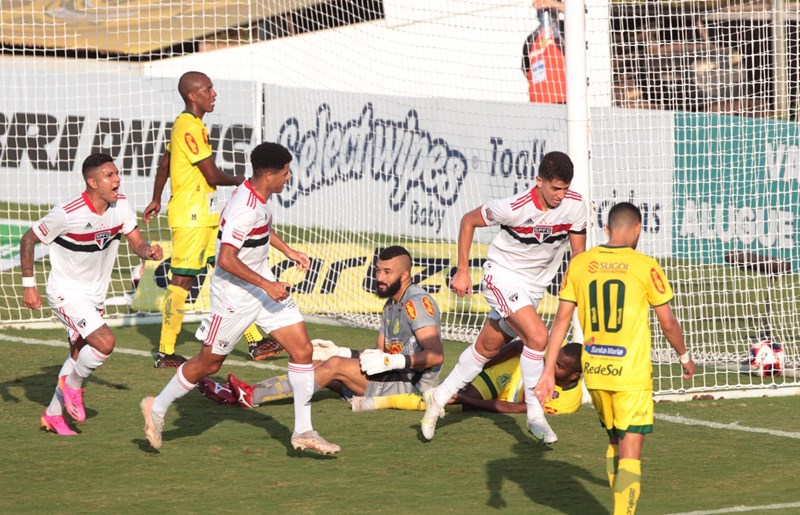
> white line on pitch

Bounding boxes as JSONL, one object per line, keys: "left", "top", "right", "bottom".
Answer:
{"left": 1, "top": 333, "right": 287, "bottom": 372}
{"left": 667, "top": 501, "right": 800, "bottom": 514}
{"left": 655, "top": 413, "right": 800, "bottom": 440}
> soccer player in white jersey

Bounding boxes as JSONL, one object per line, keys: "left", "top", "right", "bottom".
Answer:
{"left": 20, "top": 153, "right": 164, "bottom": 436}
{"left": 140, "top": 142, "right": 340, "bottom": 454}
{"left": 421, "top": 150, "right": 587, "bottom": 443}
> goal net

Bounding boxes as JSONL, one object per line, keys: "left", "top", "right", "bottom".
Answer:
{"left": 0, "top": 0, "right": 797, "bottom": 398}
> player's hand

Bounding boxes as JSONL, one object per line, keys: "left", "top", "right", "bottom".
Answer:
{"left": 264, "top": 280, "right": 292, "bottom": 302}
{"left": 450, "top": 269, "right": 473, "bottom": 297}
{"left": 293, "top": 252, "right": 311, "bottom": 273}
{"left": 360, "top": 348, "right": 406, "bottom": 376}
{"left": 23, "top": 287, "right": 42, "bottom": 310}
{"left": 311, "top": 339, "right": 353, "bottom": 361}
{"left": 144, "top": 244, "right": 163, "bottom": 261}
{"left": 142, "top": 200, "right": 161, "bottom": 224}
{"left": 681, "top": 358, "right": 696, "bottom": 380}
{"left": 533, "top": 373, "right": 555, "bottom": 407}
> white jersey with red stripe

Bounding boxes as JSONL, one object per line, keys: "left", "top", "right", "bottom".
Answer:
{"left": 211, "top": 181, "right": 274, "bottom": 313}
{"left": 31, "top": 192, "right": 138, "bottom": 307}
{"left": 480, "top": 187, "right": 587, "bottom": 290}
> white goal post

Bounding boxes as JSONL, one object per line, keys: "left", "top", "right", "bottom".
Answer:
{"left": 0, "top": 0, "right": 797, "bottom": 398}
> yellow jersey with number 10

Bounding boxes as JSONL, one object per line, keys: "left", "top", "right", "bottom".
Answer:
{"left": 559, "top": 245, "right": 674, "bottom": 391}
{"left": 166, "top": 112, "right": 218, "bottom": 228}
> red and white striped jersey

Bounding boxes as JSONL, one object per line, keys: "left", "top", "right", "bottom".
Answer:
{"left": 211, "top": 181, "right": 273, "bottom": 312}
{"left": 480, "top": 186, "right": 587, "bottom": 289}
{"left": 31, "top": 192, "right": 138, "bottom": 306}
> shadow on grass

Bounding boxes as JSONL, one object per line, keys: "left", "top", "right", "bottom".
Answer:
{"left": 483, "top": 414, "right": 608, "bottom": 512}
{"left": 1, "top": 363, "right": 129, "bottom": 423}
{"left": 137, "top": 382, "right": 339, "bottom": 460}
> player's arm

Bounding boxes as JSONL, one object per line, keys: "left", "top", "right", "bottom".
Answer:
{"left": 654, "top": 302, "right": 696, "bottom": 379}
{"left": 450, "top": 207, "right": 487, "bottom": 297}
{"left": 270, "top": 232, "right": 310, "bottom": 272}
{"left": 535, "top": 299, "right": 575, "bottom": 405}
{"left": 124, "top": 228, "right": 163, "bottom": 261}
{"left": 217, "top": 243, "right": 291, "bottom": 302}
{"left": 196, "top": 157, "right": 245, "bottom": 187}
{"left": 142, "top": 150, "right": 169, "bottom": 224}
{"left": 19, "top": 228, "right": 43, "bottom": 310}
{"left": 407, "top": 325, "right": 445, "bottom": 370}
{"left": 455, "top": 394, "right": 527, "bottom": 414}
{"left": 360, "top": 325, "right": 444, "bottom": 375}
{"left": 568, "top": 230, "right": 586, "bottom": 258}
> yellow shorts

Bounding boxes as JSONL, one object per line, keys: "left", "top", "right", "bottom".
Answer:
{"left": 590, "top": 389, "right": 654, "bottom": 437}
{"left": 474, "top": 358, "right": 521, "bottom": 402}
{"left": 169, "top": 226, "right": 217, "bottom": 276}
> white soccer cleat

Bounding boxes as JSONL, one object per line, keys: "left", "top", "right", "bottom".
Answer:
{"left": 350, "top": 396, "right": 376, "bottom": 413}
{"left": 420, "top": 389, "right": 445, "bottom": 441}
{"left": 141, "top": 396, "right": 165, "bottom": 450}
{"left": 527, "top": 414, "right": 558, "bottom": 445}
{"left": 291, "top": 430, "right": 341, "bottom": 455}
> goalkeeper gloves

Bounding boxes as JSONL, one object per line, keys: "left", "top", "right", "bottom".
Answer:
{"left": 311, "top": 339, "right": 354, "bottom": 361}
{"left": 359, "top": 348, "right": 411, "bottom": 376}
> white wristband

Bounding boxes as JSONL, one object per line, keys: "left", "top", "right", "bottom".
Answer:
{"left": 679, "top": 352, "right": 691, "bottom": 364}
{"left": 22, "top": 276, "right": 36, "bottom": 288}
{"left": 337, "top": 347, "right": 353, "bottom": 358}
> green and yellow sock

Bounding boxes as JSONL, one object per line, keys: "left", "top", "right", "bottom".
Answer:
{"left": 159, "top": 284, "right": 189, "bottom": 355}
{"left": 613, "top": 458, "right": 641, "bottom": 515}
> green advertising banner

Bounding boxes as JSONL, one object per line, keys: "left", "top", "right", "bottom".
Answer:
{"left": 674, "top": 112, "right": 800, "bottom": 271}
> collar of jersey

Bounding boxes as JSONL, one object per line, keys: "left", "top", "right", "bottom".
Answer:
{"left": 243, "top": 180, "right": 266, "bottom": 203}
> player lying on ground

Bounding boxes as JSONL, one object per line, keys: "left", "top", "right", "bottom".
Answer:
{"left": 197, "top": 246, "right": 445, "bottom": 413}
{"left": 199, "top": 341, "right": 583, "bottom": 417}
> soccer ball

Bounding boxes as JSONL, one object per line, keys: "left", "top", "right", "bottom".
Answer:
{"left": 747, "top": 340, "right": 784, "bottom": 377}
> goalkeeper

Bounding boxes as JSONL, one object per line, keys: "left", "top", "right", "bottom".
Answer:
{"left": 350, "top": 340, "right": 584, "bottom": 415}
{"left": 198, "top": 245, "right": 445, "bottom": 407}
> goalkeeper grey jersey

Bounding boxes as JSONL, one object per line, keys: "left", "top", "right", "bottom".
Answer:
{"left": 376, "top": 283, "right": 442, "bottom": 392}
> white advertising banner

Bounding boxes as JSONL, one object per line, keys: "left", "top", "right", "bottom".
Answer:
{"left": 0, "top": 67, "right": 257, "bottom": 210}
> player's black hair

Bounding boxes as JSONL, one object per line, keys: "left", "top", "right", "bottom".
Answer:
{"left": 562, "top": 342, "right": 583, "bottom": 374}
{"left": 250, "top": 142, "right": 293, "bottom": 177}
{"left": 607, "top": 202, "right": 642, "bottom": 230}
{"left": 378, "top": 245, "right": 412, "bottom": 262}
{"left": 537, "top": 151, "right": 574, "bottom": 183}
{"left": 82, "top": 153, "right": 114, "bottom": 179}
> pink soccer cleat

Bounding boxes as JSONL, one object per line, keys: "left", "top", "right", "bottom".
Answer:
{"left": 40, "top": 411, "right": 78, "bottom": 436}
{"left": 58, "top": 375, "right": 86, "bottom": 422}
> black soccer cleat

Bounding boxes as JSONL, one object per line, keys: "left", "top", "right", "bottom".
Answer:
{"left": 248, "top": 337, "right": 285, "bottom": 361}
{"left": 154, "top": 352, "right": 187, "bottom": 369}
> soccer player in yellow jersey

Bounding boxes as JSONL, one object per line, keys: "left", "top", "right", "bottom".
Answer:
{"left": 536, "top": 202, "right": 695, "bottom": 515}
{"left": 350, "top": 340, "right": 584, "bottom": 416}
{"left": 142, "top": 71, "right": 274, "bottom": 368}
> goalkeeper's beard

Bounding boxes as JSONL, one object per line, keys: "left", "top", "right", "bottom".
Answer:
{"left": 375, "top": 278, "right": 402, "bottom": 299}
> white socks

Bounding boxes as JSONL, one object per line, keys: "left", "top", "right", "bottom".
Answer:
{"left": 520, "top": 346, "right": 546, "bottom": 419}
{"left": 47, "top": 357, "right": 76, "bottom": 416}
{"left": 66, "top": 345, "right": 110, "bottom": 389}
{"left": 152, "top": 364, "right": 196, "bottom": 417}
{"left": 288, "top": 362, "right": 315, "bottom": 435}
{"left": 433, "top": 343, "right": 489, "bottom": 406}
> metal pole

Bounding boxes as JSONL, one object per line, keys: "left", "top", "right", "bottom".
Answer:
{"left": 773, "top": 0, "right": 789, "bottom": 119}
{"left": 565, "top": 0, "right": 591, "bottom": 242}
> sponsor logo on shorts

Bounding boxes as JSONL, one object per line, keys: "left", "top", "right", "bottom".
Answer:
{"left": 216, "top": 339, "right": 232, "bottom": 349}
{"left": 508, "top": 293, "right": 518, "bottom": 303}
{"left": 76, "top": 318, "right": 86, "bottom": 328}
{"left": 185, "top": 133, "right": 199, "bottom": 154}
{"left": 405, "top": 300, "right": 417, "bottom": 320}
{"left": 422, "top": 296, "right": 435, "bottom": 317}
{"left": 583, "top": 362, "right": 624, "bottom": 376}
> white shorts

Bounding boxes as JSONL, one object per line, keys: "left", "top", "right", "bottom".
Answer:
{"left": 482, "top": 263, "right": 543, "bottom": 336}
{"left": 51, "top": 299, "right": 105, "bottom": 342}
{"left": 196, "top": 295, "right": 304, "bottom": 356}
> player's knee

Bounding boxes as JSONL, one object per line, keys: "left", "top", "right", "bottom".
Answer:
{"left": 288, "top": 344, "right": 312, "bottom": 364}
{"left": 520, "top": 333, "right": 547, "bottom": 351}
{"left": 92, "top": 331, "right": 116, "bottom": 355}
